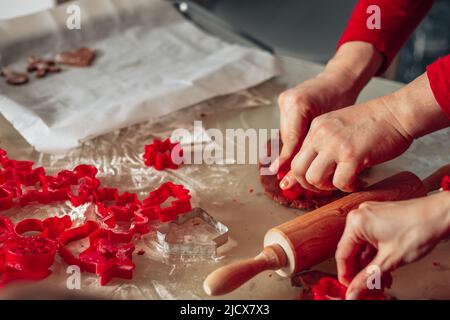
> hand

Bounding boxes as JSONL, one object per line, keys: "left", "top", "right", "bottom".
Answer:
{"left": 281, "top": 95, "right": 413, "bottom": 192}
{"left": 335, "top": 192, "right": 450, "bottom": 300}
{"left": 270, "top": 42, "right": 383, "bottom": 174}
{"left": 280, "top": 73, "right": 450, "bottom": 192}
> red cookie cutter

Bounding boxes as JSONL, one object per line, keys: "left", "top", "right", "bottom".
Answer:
{"left": 57, "top": 220, "right": 100, "bottom": 267}
{"left": 0, "top": 148, "right": 193, "bottom": 287}
{"left": 0, "top": 236, "right": 58, "bottom": 286}
{"left": 2, "top": 159, "right": 34, "bottom": 172}
{"left": 277, "top": 163, "right": 332, "bottom": 200}
{"left": 0, "top": 152, "right": 101, "bottom": 209}
{"left": 0, "top": 187, "right": 14, "bottom": 211}
{"left": 66, "top": 165, "right": 100, "bottom": 207}
{"left": 0, "top": 163, "right": 49, "bottom": 208}
{"left": 143, "top": 138, "right": 183, "bottom": 170}
{"left": 94, "top": 188, "right": 140, "bottom": 218}
{"left": 0, "top": 216, "right": 15, "bottom": 247}
{"left": 15, "top": 215, "right": 72, "bottom": 239}
{"left": 441, "top": 175, "right": 450, "bottom": 191}
{"left": 311, "top": 277, "right": 387, "bottom": 300}
{"left": 93, "top": 212, "right": 149, "bottom": 244}
{"left": 312, "top": 277, "right": 347, "bottom": 300}
{"left": 78, "top": 238, "right": 135, "bottom": 286}
{"left": 140, "top": 182, "right": 192, "bottom": 222}
{"left": 4, "top": 236, "right": 57, "bottom": 272}
{"left": 0, "top": 176, "right": 22, "bottom": 201}
{"left": 46, "top": 171, "right": 76, "bottom": 189}
{"left": 93, "top": 188, "right": 149, "bottom": 243}
{"left": 18, "top": 171, "right": 51, "bottom": 207}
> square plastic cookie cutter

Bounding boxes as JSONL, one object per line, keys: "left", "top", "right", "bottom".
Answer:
{"left": 156, "top": 207, "right": 229, "bottom": 257}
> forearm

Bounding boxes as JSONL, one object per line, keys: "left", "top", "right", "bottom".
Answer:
{"left": 310, "top": 41, "right": 383, "bottom": 115}
{"left": 383, "top": 73, "right": 450, "bottom": 139}
{"left": 338, "top": 0, "right": 434, "bottom": 74}
{"left": 322, "top": 41, "right": 383, "bottom": 95}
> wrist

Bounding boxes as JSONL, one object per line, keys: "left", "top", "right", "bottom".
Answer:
{"left": 383, "top": 73, "right": 450, "bottom": 139}
{"left": 324, "top": 42, "right": 383, "bottom": 94}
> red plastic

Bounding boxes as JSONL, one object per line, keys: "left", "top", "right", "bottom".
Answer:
{"left": 58, "top": 220, "right": 100, "bottom": 267}
{"left": 312, "top": 277, "right": 347, "bottom": 300}
{"left": 277, "top": 159, "right": 333, "bottom": 200}
{"left": 97, "top": 212, "right": 149, "bottom": 244}
{"left": 143, "top": 138, "right": 183, "bottom": 170}
{"left": 0, "top": 147, "right": 193, "bottom": 287}
{"left": 15, "top": 215, "right": 72, "bottom": 239}
{"left": 441, "top": 175, "right": 450, "bottom": 191}
{"left": 311, "top": 277, "right": 387, "bottom": 300}
{"left": 4, "top": 236, "right": 57, "bottom": 272}
{"left": 0, "top": 149, "right": 100, "bottom": 210}
{"left": 93, "top": 188, "right": 149, "bottom": 243}
{"left": 0, "top": 216, "right": 15, "bottom": 247}
{"left": 79, "top": 238, "right": 135, "bottom": 286}
{"left": 140, "top": 182, "right": 192, "bottom": 222}
{"left": 0, "top": 187, "right": 14, "bottom": 211}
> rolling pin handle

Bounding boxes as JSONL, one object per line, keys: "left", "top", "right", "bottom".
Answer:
{"left": 203, "top": 244, "right": 287, "bottom": 296}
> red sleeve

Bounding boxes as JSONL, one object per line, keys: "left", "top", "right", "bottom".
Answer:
{"left": 338, "top": 0, "right": 434, "bottom": 75}
{"left": 427, "top": 55, "right": 450, "bottom": 119}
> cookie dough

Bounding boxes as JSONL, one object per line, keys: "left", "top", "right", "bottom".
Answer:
{"left": 258, "top": 139, "right": 341, "bottom": 210}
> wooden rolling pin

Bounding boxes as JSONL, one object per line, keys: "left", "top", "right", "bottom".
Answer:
{"left": 204, "top": 165, "right": 450, "bottom": 296}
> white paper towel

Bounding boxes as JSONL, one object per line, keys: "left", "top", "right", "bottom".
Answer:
{"left": 0, "top": 0, "right": 278, "bottom": 154}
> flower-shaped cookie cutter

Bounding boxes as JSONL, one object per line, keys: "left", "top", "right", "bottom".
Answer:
{"left": 143, "top": 138, "right": 183, "bottom": 170}
{"left": 156, "top": 207, "right": 229, "bottom": 256}
{"left": 66, "top": 165, "right": 100, "bottom": 207}
{"left": 15, "top": 215, "right": 72, "bottom": 239}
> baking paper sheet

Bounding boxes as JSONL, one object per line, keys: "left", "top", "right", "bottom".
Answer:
{"left": 0, "top": 0, "right": 278, "bottom": 154}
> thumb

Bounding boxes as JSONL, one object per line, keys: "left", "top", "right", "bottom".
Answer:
{"left": 271, "top": 115, "right": 308, "bottom": 173}
{"left": 345, "top": 253, "right": 390, "bottom": 300}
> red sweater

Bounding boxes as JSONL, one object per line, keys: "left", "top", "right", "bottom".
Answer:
{"left": 338, "top": 0, "right": 450, "bottom": 119}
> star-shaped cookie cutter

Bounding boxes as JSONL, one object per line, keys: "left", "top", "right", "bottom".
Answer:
{"left": 156, "top": 207, "right": 229, "bottom": 257}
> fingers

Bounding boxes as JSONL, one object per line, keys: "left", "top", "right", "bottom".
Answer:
{"left": 305, "top": 153, "right": 336, "bottom": 190}
{"left": 336, "top": 210, "right": 366, "bottom": 286}
{"left": 279, "top": 149, "right": 320, "bottom": 191}
{"left": 359, "top": 243, "right": 377, "bottom": 269}
{"left": 278, "top": 114, "right": 308, "bottom": 169}
{"left": 271, "top": 92, "right": 310, "bottom": 173}
{"left": 337, "top": 203, "right": 393, "bottom": 299}
{"left": 346, "top": 253, "right": 390, "bottom": 300}
{"left": 332, "top": 161, "right": 362, "bottom": 192}
{"left": 281, "top": 156, "right": 364, "bottom": 192}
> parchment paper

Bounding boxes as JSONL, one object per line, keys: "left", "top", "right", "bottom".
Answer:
{"left": 0, "top": 0, "right": 278, "bottom": 154}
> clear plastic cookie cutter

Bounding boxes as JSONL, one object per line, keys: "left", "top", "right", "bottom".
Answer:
{"left": 156, "top": 207, "right": 229, "bottom": 257}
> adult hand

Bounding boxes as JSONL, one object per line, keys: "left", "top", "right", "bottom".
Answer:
{"left": 280, "top": 73, "right": 450, "bottom": 192}
{"left": 271, "top": 42, "right": 383, "bottom": 174}
{"left": 335, "top": 192, "right": 450, "bottom": 299}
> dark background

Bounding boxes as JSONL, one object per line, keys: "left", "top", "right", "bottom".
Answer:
{"left": 176, "top": 0, "right": 450, "bottom": 83}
